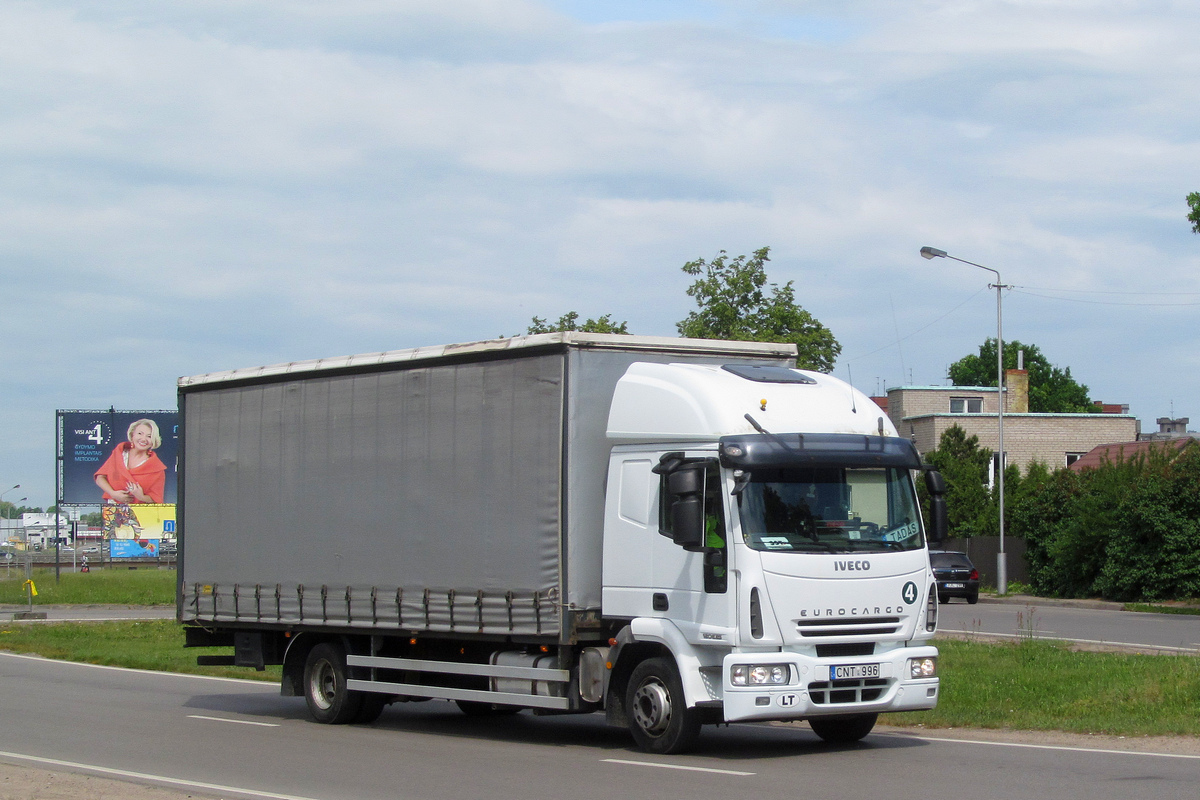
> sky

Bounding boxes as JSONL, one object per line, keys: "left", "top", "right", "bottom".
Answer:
{"left": 2, "top": 0, "right": 1199, "bottom": 509}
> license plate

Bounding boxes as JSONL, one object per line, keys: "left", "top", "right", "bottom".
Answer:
{"left": 832, "top": 663, "right": 880, "bottom": 680}
{"left": 944, "top": 582, "right": 965, "bottom": 589}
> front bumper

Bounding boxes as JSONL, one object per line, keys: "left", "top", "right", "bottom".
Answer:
{"left": 721, "top": 646, "right": 940, "bottom": 722}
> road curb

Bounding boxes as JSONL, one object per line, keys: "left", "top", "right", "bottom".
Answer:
{"left": 976, "top": 594, "right": 1127, "bottom": 611}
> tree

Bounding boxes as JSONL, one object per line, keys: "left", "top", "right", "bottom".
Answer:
{"left": 1188, "top": 191, "right": 1200, "bottom": 234}
{"left": 0, "top": 502, "right": 39, "bottom": 519}
{"left": 922, "top": 425, "right": 995, "bottom": 539}
{"left": 1016, "top": 441, "right": 1200, "bottom": 600}
{"left": 947, "top": 339, "right": 1095, "bottom": 413}
{"left": 676, "top": 247, "right": 840, "bottom": 372}
{"left": 526, "top": 311, "right": 630, "bottom": 335}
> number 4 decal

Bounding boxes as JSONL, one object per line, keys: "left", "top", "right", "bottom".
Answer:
{"left": 902, "top": 581, "right": 919, "bottom": 605}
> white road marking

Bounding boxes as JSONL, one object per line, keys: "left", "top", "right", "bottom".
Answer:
{"left": 6, "top": 616, "right": 172, "bottom": 623}
{"left": 187, "top": 714, "right": 281, "bottom": 727}
{"left": 0, "top": 650, "right": 274, "bottom": 685}
{"left": 886, "top": 734, "right": 1200, "bottom": 760}
{"left": 938, "top": 629, "right": 1200, "bottom": 654}
{"left": 0, "top": 750, "right": 328, "bottom": 800}
{"left": 603, "top": 758, "right": 755, "bottom": 776}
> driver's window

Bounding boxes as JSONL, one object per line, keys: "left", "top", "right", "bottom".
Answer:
{"left": 702, "top": 463, "right": 727, "bottom": 594}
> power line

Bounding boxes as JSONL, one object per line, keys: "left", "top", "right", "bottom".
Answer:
{"left": 843, "top": 286, "right": 989, "bottom": 363}
{"left": 1011, "top": 288, "right": 1200, "bottom": 307}
{"left": 1017, "top": 286, "right": 1200, "bottom": 296}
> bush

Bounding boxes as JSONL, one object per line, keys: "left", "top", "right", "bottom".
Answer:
{"left": 1016, "top": 442, "right": 1200, "bottom": 601}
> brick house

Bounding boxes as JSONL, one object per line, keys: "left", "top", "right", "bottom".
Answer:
{"left": 879, "top": 369, "right": 1139, "bottom": 475}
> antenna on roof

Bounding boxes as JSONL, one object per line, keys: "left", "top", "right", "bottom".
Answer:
{"left": 846, "top": 365, "right": 857, "bottom": 414}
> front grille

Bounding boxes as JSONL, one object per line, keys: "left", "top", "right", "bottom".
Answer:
{"left": 796, "top": 616, "right": 901, "bottom": 637}
{"left": 816, "top": 643, "right": 876, "bottom": 658}
{"left": 808, "top": 678, "right": 889, "bottom": 705}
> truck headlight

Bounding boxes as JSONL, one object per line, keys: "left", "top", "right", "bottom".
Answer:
{"left": 908, "top": 657, "right": 937, "bottom": 679}
{"left": 731, "top": 664, "right": 791, "bottom": 686}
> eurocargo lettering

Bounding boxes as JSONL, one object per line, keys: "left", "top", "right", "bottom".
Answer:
{"left": 178, "top": 333, "right": 949, "bottom": 753}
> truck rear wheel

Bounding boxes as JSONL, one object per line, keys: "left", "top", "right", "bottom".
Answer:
{"left": 808, "top": 713, "right": 878, "bottom": 744}
{"left": 304, "top": 642, "right": 363, "bottom": 724}
{"left": 626, "top": 657, "right": 701, "bottom": 754}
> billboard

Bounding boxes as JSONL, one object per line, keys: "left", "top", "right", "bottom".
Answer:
{"left": 58, "top": 410, "right": 179, "bottom": 506}
{"left": 102, "top": 503, "right": 175, "bottom": 559}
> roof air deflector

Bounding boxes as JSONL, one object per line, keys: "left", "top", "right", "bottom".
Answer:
{"left": 722, "top": 364, "right": 816, "bottom": 384}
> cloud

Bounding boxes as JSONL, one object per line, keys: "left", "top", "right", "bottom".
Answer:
{"left": 1, "top": 0, "right": 1199, "bottom": 504}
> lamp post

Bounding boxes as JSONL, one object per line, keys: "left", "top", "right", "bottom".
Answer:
{"left": 920, "top": 246, "right": 1009, "bottom": 594}
{"left": 0, "top": 486, "right": 20, "bottom": 544}
{"left": 2, "top": 493, "right": 25, "bottom": 568}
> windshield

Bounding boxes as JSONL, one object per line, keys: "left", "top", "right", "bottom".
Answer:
{"left": 737, "top": 466, "right": 924, "bottom": 553}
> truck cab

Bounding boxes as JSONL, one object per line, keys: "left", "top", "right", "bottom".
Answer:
{"left": 601, "top": 362, "right": 943, "bottom": 752}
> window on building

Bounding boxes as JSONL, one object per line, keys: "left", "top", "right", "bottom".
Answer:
{"left": 1065, "top": 453, "right": 1084, "bottom": 467}
{"left": 950, "top": 397, "right": 983, "bottom": 414}
{"left": 989, "top": 452, "right": 1008, "bottom": 489}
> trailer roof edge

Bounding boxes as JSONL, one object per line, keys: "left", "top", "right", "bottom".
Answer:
{"left": 177, "top": 333, "right": 798, "bottom": 389}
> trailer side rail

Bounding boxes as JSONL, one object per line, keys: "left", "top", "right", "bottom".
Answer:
{"left": 345, "top": 654, "right": 572, "bottom": 710}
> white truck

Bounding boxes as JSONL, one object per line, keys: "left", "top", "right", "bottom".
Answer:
{"left": 178, "top": 333, "right": 947, "bottom": 753}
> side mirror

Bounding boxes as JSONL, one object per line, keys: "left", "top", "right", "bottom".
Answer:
{"left": 671, "top": 495, "right": 705, "bottom": 550}
{"left": 667, "top": 468, "right": 702, "bottom": 497}
{"left": 666, "top": 466, "right": 706, "bottom": 551}
{"left": 928, "top": 494, "right": 949, "bottom": 544}
{"left": 924, "top": 469, "right": 949, "bottom": 543}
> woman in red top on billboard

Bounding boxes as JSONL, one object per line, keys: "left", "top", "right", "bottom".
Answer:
{"left": 94, "top": 419, "right": 167, "bottom": 504}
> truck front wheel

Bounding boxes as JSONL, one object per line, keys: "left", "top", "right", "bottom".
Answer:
{"left": 625, "top": 657, "right": 702, "bottom": 754}
{"left": 304, "top": 642, "right": 363, "bottom": 724}
{"left": 808, "top": 713, "right": 878, "bottom": 744}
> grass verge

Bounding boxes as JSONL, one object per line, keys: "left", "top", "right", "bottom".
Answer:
{"left": 0, "top": 567, "right": 175, "bottom": 605}
{"left": 1123, "top": 603, "right": 1200, "bottom": 616}
{"left": 893, "top": 638, "right": 1200, "bottom": 737}
{"left": 0, "top": 619, "right": 279, "bottom": 682}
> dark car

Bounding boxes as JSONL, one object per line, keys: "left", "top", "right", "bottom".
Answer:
{"left": 930, "top": 550, "right": 980, "bottom": 604}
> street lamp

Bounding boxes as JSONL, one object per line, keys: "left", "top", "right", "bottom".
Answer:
{"left": 920, "top": 246, "right": 1010, "bottom": 594}
{"left": 0, "top": 485, "right": 20, "bottom": 521}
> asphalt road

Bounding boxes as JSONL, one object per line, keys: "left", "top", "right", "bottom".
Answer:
{"left": 938, "top": 596, "right": 1200, "bottom": 653}
{"left": 1, "top": 651, "right": 1198, "bottom": 800}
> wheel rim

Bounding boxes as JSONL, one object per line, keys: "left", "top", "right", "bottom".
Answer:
{"left": 310, "top": 659, "right": 336, "bottom": 711}
{"left": 631, "top": 678, "right": 673, "bottom": 736}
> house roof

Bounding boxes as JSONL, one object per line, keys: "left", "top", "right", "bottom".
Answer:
{"left": 1069, "top": 438, "right": 1195, "bottom": 472}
